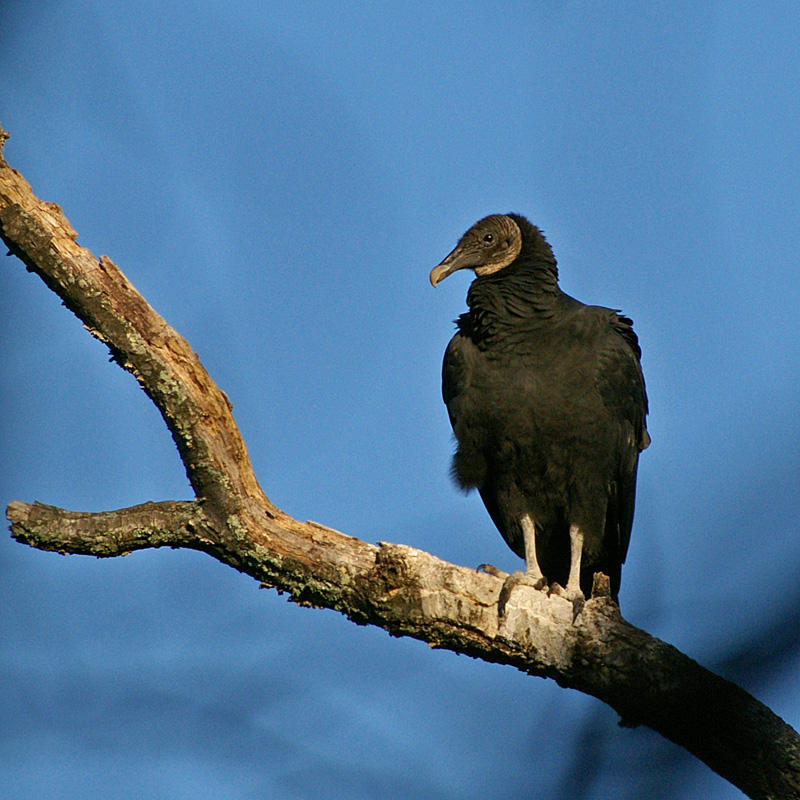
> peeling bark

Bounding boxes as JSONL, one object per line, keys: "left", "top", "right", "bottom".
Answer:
{"left": 2, "top": 124, "right": 799, "bottom": 800}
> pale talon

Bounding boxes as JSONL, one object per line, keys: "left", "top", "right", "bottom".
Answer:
{"left": 550, "top": 581, "right": 586, "bottom": 621}
{"left": 476, "top": 563, "right": 508, "bottom": 579}
{"left": 497, "top": 569, "right": 548, "bottom": 617}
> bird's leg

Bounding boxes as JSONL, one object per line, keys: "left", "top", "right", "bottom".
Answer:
{"left": 521, "top": 513, "right": 546, "bottom": 585}
{"left": 565, "top": 524, "right": 583, "bottom": 597}
{"left": 551, "top": 524, "right": 586, "bottom": 619}
{"left": 497, "top": 513, "right": 547, "bottom": 616}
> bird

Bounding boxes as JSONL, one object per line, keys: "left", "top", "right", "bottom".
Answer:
{"left": 430, "top": 213, "right": 649, "bottom": 609}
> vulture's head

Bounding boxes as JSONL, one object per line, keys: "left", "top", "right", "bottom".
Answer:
{"left": 429, "top": 214, "right": 522, "bottom": 287}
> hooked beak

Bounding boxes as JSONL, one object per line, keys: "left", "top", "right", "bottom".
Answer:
{"left": 429, "top": 245, "right": 477, "bottom": 287}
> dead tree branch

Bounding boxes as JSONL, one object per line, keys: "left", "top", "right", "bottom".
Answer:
{"left": 2, "top": 124, "right": 798, "bottom": 800}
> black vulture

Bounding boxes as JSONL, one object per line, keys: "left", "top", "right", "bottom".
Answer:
{"left": 430, "top": 214, "right": 649, "bottom": 608}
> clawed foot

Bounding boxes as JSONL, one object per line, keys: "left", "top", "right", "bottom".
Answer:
{"left": 476, "top": 563, "right": 509, "bottom": 579}
{"left": 549, "top": 582, "right": 585, "bottom": 620}
{"left": 497, "top": 570, "right": 548, "bottom": 616}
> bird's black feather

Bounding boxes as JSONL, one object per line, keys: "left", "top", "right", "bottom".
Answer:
{"left": 435, "top": 214, "right": 649, "bottom": 602}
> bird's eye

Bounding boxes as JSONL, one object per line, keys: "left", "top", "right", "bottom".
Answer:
{"left": 483, "top": 233, "right": 494, "bottom": 244}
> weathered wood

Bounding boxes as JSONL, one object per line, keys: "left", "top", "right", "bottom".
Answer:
{"left": 2, "top": 123, "right": 799, "bottom": 800}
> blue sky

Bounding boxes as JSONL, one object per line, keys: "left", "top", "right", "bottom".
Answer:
{"left": 2, "top": 2, "right": 800, "bottom": 797}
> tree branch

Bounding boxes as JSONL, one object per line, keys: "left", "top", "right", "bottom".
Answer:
{"left": 2, "top": 123, "right": 798, "bottom": 800}
{"left": 7, "top": 500, "right": 207, "bottom": 556}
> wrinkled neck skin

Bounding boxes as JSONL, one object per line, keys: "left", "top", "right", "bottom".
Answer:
{"left": 459, "top": 219, "right": 561, "bottom": 346}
